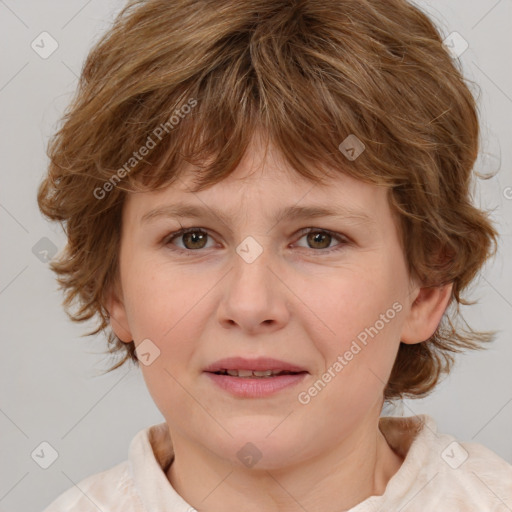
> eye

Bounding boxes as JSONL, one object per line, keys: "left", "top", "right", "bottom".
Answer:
{"left": 163, "top": 227, "right": 349, "bottom": 254}
{"left": 164, "top": 228, "right": 214, "bottom": 251}
{"left": 294, "top": 228, "right": 349, "bottom": 253}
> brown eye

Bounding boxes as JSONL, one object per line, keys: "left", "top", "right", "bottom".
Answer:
{"left": 164, "top": 227, "right": 349, "bottom": 255}
{"left": 305, "top": 231, "right": 333, "bottom": 250}
{"left": 166, "top": 228, "right": 212, "bottom": 251}
{"left": 182, "top": 231, "right": 208, "bottom": 249}
{"left": 295, "top": 228, "right": 347, "bottom": 252}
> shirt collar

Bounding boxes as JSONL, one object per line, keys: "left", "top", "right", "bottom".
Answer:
{"left": 128, "top": 415, "right": 435, "bottom": 511}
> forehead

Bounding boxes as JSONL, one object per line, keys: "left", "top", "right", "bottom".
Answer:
{"left": 123, "top": 133, "right": 392, "bottom": 233}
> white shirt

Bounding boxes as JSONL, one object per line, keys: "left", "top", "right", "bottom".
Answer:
{"left": 42, "top": 415, "right": 512, "bottom": 511}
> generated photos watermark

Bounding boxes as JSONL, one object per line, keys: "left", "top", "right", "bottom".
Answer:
{"left": 93, "top": 98, "right": 198, "bottom": 200}
{"left": 297, "top": 301, "right": 403, "bottom": 404}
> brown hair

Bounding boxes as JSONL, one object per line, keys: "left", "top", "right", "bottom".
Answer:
{"left": 37, "top": 0, "right": 498, "bottom": 400}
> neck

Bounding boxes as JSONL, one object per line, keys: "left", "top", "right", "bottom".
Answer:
{"left": 166, "top": 415, "right": 403, "bottom": 512}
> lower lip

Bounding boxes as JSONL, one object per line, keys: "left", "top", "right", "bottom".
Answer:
{"left": 204, "top": 372, "right": 308, "bottom": 398}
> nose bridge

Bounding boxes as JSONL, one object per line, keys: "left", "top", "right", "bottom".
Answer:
{"left": 231, "top": 236, "right": 274, "bottom": 305}
{"left": 218, "top": 235, "right": 289, "bottom": 331}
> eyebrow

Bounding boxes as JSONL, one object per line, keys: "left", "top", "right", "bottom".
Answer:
{"left": 140, "top": 202, "right": 375, "bottom": 228}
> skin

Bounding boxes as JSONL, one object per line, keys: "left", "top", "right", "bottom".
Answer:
{"left": 107, "top": 131, "right": 452, "bottom": 512}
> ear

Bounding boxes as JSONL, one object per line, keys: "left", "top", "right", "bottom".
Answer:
{"left": 400, "top": 281, "right": 453, "bottom": 344}
{"left": 104, "top": 283, "right": 133, "bottom": 344}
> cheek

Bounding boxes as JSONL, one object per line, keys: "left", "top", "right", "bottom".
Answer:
{"left": 122, "top": 260, "right": 203, "bottom": 339}
{"left": 306, "top": 264, "right": 405, "bottom": 394}
{"left": 310, "top": 266, "right": 403, "bottom": 342}
{"left": 122, "top": 261, "right": 209, "bottom": 362}
{"left": 128, "top": 288, "right": 205, "bottom": 421}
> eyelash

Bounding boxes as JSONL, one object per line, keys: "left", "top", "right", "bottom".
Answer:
{"left": 162, "top": 227, "right": 350, "bottom": 255}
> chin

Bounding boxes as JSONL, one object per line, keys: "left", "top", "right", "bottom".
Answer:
{"left": 205, "top": 423, "right": 308, "bottom": 470}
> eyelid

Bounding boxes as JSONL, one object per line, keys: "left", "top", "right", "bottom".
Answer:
{"left": 295, "top": 227, "right": 350, "bottom": 245}
{"left": 162, "top": 227, "right": 216, "bottom": 251}
{"left": 163, "top": 226, "right": 351, "bottom": 254}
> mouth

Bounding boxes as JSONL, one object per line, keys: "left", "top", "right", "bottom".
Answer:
{"left": 203, "top": 356, "right": 308, "bottom": 375}
{"left": 210, "top": 369, "right": 306, "bottom": 378}
{"left": 203, "top": 357, "right": 309, "bottom": 397}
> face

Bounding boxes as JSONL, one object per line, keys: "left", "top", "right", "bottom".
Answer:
{"left": 108, "top": 133, "right": 443, "bottom": 470}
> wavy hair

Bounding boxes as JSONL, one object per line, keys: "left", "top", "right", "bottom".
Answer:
{"left": 37, "top": 0, "right": 498, "bottom": 400}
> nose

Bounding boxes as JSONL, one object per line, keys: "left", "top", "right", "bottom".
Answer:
{"left": 216, "top": 244, "right": 290, "bottom": 334}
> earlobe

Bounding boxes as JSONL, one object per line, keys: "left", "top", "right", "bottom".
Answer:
{"left": 104, "top": 287, "right": 133, "bottom": 343}
{"left": 400, "top": 282, "right": 453, "bottom": 345}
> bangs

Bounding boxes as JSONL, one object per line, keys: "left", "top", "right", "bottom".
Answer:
{"left": 38, "top": 0, "right": 498, "bottom": 396}
{"left": 88, "top": 2, "right": 431, "bottom": 198}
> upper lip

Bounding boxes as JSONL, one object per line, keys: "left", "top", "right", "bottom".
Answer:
{"left": 204, "top": 357, "right": 308, "bottom": 373}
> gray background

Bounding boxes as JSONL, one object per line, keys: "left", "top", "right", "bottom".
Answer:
{"left": 0, "top": 1, "right": 511, "bottom": 511}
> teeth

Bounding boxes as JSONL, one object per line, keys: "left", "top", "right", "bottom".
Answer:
{"left": 237, "top": 369, "right": 254, "bottom": 377}
{"left": 221, "top": 369, "right": 288, "bottom": 377}
{"left": 253, "top": 370, "right": 274, "bottom": 377}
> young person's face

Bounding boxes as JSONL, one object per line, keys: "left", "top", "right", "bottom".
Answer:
{"left": 109, "top": 133, "right": 450, "bottom": 469}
